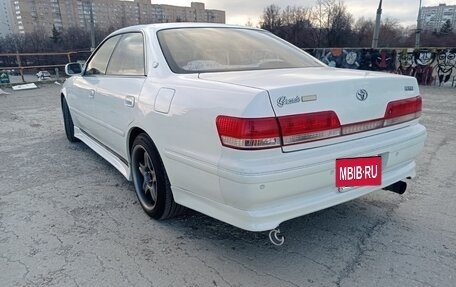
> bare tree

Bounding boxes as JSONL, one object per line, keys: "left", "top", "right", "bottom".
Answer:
{"left": 259, "top": 4, "right": 314, "bottom": 47}
{"left": 0, "top": 25, "right": 114, "bottom": 54}
{"left": 326, "top": 1, "right": 353, "bottom": 46}
{"left": 353, "top": 17, "right": 374, "bottom": 47}
{"left": 60, "top": 27, "right": 92, "bottom": 51}
{"left": 260, "top": 4, "right": 282, "bottom": 33}
{"left": 378, "top": 18, "right": 401, "bottom": 47}
{"left": 309, "top": 0, "right": 329, "bottom": 47}
{"left": 0, "top": 33, "right": 25, "bottom": 53}
{"left": 289, "top": 7, "right": 313, "bottom": 47}
{"left": 309, "top": 0, "right": 353, "bottom": 47}
{"left": 281, "top": 6, "right": 295, "bottom": 27}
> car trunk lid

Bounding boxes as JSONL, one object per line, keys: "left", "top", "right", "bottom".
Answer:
{"left": 200, "top": 67, "right": 420, "bottom": 152}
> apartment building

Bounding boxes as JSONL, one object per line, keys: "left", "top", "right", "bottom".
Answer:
{"left": 0, "top": 0, "right": 14, "bottom": 37}
{"left": 6, "top": 0, "right": 225, "bottom": 35}
{"left": 421, "top": 3, "right": 456, "bottom": 32}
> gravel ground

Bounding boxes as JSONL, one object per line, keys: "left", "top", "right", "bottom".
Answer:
{"left": 0, "top": 84, "right": 455, "bottom": 287}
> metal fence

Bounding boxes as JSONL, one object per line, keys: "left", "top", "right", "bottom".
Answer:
{"left": 0, "top": 51, "right": 91, "bottom": 83}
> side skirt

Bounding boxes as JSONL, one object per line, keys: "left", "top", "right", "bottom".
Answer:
{"left": 74, "top": 126, "right": 132, "bottom": 181}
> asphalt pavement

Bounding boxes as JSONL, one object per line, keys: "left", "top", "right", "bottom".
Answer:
{"left": 0, "top": 84, "right": 455, "bottom": 287}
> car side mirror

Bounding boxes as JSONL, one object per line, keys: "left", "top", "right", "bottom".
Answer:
{"left": 65, "top": 63, "right": 83, "bottom": 76}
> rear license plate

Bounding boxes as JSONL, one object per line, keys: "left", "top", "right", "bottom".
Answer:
{"left": 336, "top": 156, "right": 382, "bottom": 188}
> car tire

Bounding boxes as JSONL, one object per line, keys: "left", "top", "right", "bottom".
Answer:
{"left": 61, "top": 96, "right": 79, "bottom": 143}
{"left": 131, "top": 134, "right": 185, "bottom": 219}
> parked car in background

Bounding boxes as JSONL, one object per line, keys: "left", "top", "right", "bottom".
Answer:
{"left": 60, "top": 23, "right": 426, "bottom": 232}
{"left": 8, "top": 69, "right": 20, "bottom": 76}
{"left": 36, "top": 70, "right": 51, "bottom": 79}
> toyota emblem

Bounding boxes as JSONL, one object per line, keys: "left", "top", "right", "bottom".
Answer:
{"left": 356, "top": 89, "right": 368, "bottom": 101}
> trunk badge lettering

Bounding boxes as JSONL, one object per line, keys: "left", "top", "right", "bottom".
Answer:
{"left": 301, "top": 95, "right": 317, "bottom": 102}
{"left": 356, "top": 89, "right": 368, "bottom": 101}
{"left": 404, "top": 86, "right": 414, "bottom": 91}
{"left": 277, "top": 95, "right": 317, "bottom": 107}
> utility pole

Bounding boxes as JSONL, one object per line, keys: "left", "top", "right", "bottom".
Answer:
{"left": 415, "top": 0, "right": 423, "bottom": 48}
{"left": 88, "top": 0, "right": 95, "bottom": 51}
{"left": 82, "top": 0, "right": 96, "bottom": 51}
{"left": 372, "top": 0, "right": 383, "bottom": 48}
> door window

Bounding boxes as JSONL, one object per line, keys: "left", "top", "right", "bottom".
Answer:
{"left": 85, "top": 35, "right": 121, "bottom": 75}
{"left": 106, "top": 33, "right": 145, "bottom": 76}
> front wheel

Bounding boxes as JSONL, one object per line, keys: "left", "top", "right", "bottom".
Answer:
{"left": 131, "top": 134, "right": 185, "bottom": 219}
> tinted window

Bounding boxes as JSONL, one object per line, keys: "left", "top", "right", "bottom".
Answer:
{"left": 85, "top": 35, "right": 121, "bottom": 75}
{"left": 106, "top": 33, "right": 145, "bottom": 76}
{"left": 157, "top": 28, "right": 323, "bottom": 73}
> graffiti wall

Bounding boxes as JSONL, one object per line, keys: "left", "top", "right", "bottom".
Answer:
{"left": 306, "top": 48, "right": 456, "bottom": 86}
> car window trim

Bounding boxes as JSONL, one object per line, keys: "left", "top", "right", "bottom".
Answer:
{"left": 105, "top": 32, "right": 147, "bottom": 77}
{"left": 83, "top": 34, "right": 121, "bottom": 76}
{"left": 83, "top": 31, "right": 148, "bottom": 77}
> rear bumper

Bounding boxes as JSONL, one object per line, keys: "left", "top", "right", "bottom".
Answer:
{"left": 173, "top": 124, "right": 426, "bottom": 231}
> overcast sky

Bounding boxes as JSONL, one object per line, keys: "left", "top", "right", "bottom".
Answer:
{"left": 153, "top": 0, "right": 456, "bottom": 27}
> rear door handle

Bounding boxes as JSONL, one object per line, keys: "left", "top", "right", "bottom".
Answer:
{"left": 125, "top": 96, "right": 135, "bottom": 108}
{"left": 89, "top": 89, "right": 95, "bottom": 99}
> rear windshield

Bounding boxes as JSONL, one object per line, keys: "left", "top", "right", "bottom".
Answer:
{"left": 157, "top": 28, "right": 323, "bottom": 73}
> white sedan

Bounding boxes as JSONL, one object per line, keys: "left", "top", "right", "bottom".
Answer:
{"left": 61, "top": 23, "right": 426, "bottom": 232}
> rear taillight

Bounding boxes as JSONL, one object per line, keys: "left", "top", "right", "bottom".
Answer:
{"left": 384, "top": 96, "right": 422, "bottom": 126}
{"left": 278, "top": 111, "right": 341, "bottom": 145}
{"left": 217, "top": 96, "right": 422, "bottom": 150}
{"left": 216, "top": 116, "right": 281, "bottom": 149}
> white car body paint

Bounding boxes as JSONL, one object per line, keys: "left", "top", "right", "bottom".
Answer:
{"left": 62, "top": 23, "right": 426, "bottom": 231}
